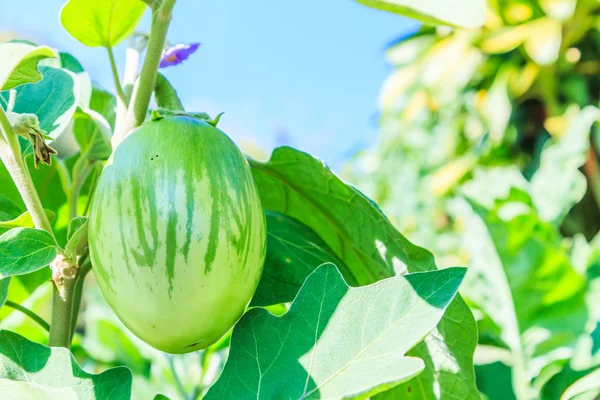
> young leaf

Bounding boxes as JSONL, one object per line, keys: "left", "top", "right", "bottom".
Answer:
{"left": 0, "top": 66, "right": 79, "bottom": 139}
{"left": 356, "top": 0, "right": 485, "bottom": 29}
{"left": 561, "top": 369, "right": 600, "bottom": 400}
{"left": 0, "top": 228, "right": 57, "bottom": 279}
{"left": 0, "top": 330, "right": 132, "bottom": 399}
{"left": 155, "top": 72, "right": 185, "bottom": 111}
{"left": 0, "top": 278, "right": 9, "bottom": 307}
{"left": 0, "top": 42, "right": 55, "bottom": 91}
{"left": 64, "top": 218, "right": 88, "bottom": 260}
{"left": 249, "top": 146, "right": 479, "bottom": 398}
{"left": 60, "top": 0, "right": 146, "bottom": 48}
{"left": 251, "top": 211, "right": 349, "bottom": 307}
{"left": 67, "top": 216, "right": 88, "bottom": 242}
{"left": 0, "top": 209, "right": 55, "bottom": 229}
{"left": 206, "top": 264, "right": 466, "bottom": 399}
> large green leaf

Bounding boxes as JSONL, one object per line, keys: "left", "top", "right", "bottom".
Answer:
{"left": 356, "top": 0, "right": 485, "bottom": 29}
{"left": 249, "top": 146, "right": 479, "bottom": 399}
{"left": 0, "top": 330, "right": 132, "bottom": 399}
{"left": 0, "top": 228, "right": 57, "bottom": 279}
{"left": 460, "top": 190, "right": 588, "bottom": 398}
{"left": 0, "top": 42, "right": 55, "bottom": 91}
{"left": 251, "top": 211, "right": 349, "bottom": 307}
{"left": 60, "top": 0, "right": 146, "bottom": 48}
{"left": 207, "top": 264, "right": 466, "bottom": 399}
{"left": 1, "top": 66, "right": 79, "bottom": 139}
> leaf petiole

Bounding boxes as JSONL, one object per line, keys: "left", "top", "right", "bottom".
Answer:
{"left": 4, "top": 300, "right": 51, "bottom": 332}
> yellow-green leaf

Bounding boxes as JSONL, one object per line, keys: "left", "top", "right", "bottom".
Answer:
{"left": 0, "top": 42, "right": 55, "bottom": 91}
{"left": 0, "top": 209, "right": 56, "bottom": 230}
{"left": 60, "top": 0, "right": 146, "bottom": 48}
{"left": 357, "top": 0, "right": 485, "bottom": 29}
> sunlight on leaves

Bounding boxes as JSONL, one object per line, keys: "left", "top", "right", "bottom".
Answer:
{"left": 356, "top": 0, "right": 485, "bottom": 29}
{"left": 1, "top": 66, "right": 79, "bottom": 139}
{"left": 0, "top": 330, "right": 132, "bottom": 399}
{"left": 0, "top": 42, "right": 55, "bottom": 91}
{"left": 60, "top": 0, "right": 146, "bottom": 48}
{"left": 207, "top": 265, "right": 466, "bottom": 399}
{"left": 250, "top": 146, "right": 479, "bottom": 399}
{"left": 251, "top": 211, "right": 349, "bottom": 307}
{"left": 0, "top": 228, "right": 57, "bottom": 279}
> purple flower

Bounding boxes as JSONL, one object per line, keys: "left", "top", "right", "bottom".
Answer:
{"left": 159, "top": 43, "right": 200, "bottom": 68}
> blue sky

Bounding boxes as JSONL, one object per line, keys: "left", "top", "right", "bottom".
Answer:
{"left": 0, "top": 0, "right": 417, "bottom": 167}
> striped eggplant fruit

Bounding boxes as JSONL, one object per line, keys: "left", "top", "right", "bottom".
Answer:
{"left": 89, "top": 115, "right": 266, "bottom": 354}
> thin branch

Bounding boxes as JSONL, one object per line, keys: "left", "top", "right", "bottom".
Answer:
{"left": 114, "top": 0, "right": 177, "bottom": 147}
{"left": 4, "top": 300, "right": 51, "bottom": 332}
{"left": 106, "top": 46, "right": 128, "bottom": 105}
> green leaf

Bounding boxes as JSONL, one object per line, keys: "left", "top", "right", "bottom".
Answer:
{"left": 460, "top": 191, "right": 588, "bottom": 396}
{"left": 60, "top": 52, "right": 92, "bottom": 109}
{"left": 64, "top": 218, "right": 88, "bottom": 260}
{"left": 66, "top": 216, "right": 87, "bottom": 242}
{"left": 59, "top": 52, "right": 85, "bottom": 74}
{"left": 0, "top": 209, "right": 56, "bottom": 229}
{"left": 251, "top": 211, "right": 348, "bottom": 307}
{"left": 1, "top": 66, "right": 79, "bottom": 139}
{"left": 356, "top": 0, "right": 485, "bottom": 29}
{"left": 60, "top": 0, "right": 146, "bottom": 48}
{"left": 0, "top": 278, "right": 9, "bottom": 308}
{"left": 0, "top": 330, "right": 132, "bottom": 399}
{"left": 206, "top": 264, "right": 466, "bottom": 399}
{"left": 0, "top": 194, "right": 23, "bottom": 222}
{"left": 73, "top": 108, "right": 113, "bottom": 161}
{"left": 0, "top": 228, "right": 57, "bottom": 279}
{"left": 474, "top": 360, "right": 517, "bottom": 400}
{"left": 249, "top": 147, "right": 479, "bottom": 398}
{"left": 0, "top": 42, "right": 56, "bottom": 91}
{"left": 561, "top": 369, "right": 600, "bottom": 400}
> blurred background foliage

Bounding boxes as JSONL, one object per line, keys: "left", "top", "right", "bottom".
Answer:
{"left": 345, "top": 0, "right": 600, "bottom": 398}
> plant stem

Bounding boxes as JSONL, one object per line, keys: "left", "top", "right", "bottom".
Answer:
{"left": 0, "top": 106, "right": 54, "bottom": 235}
{"left": 114, "top": 0, "right": 177, "bottom": 146}
{"left": 0, "top": 105, "right": 78, "bottom": 349}
{"left": 4, "top": 300, "right": 50, "bottom": 332}
{"left": 106, "top": 46, "right": 128, "bottom": 105}
{"left": 48, "top": 276, "right": 76, "bottom": 348}
{"left": 114, "top": 39, "right": 142, "bottom": 144}
{"left": 69, "top": 159, "right": 95, "bottom": 220}
{"left": 83, "top": 164, "right": 101, "bottom": 216}
{"left": 69, "top": 257, "right": 91, "bottom": 340}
